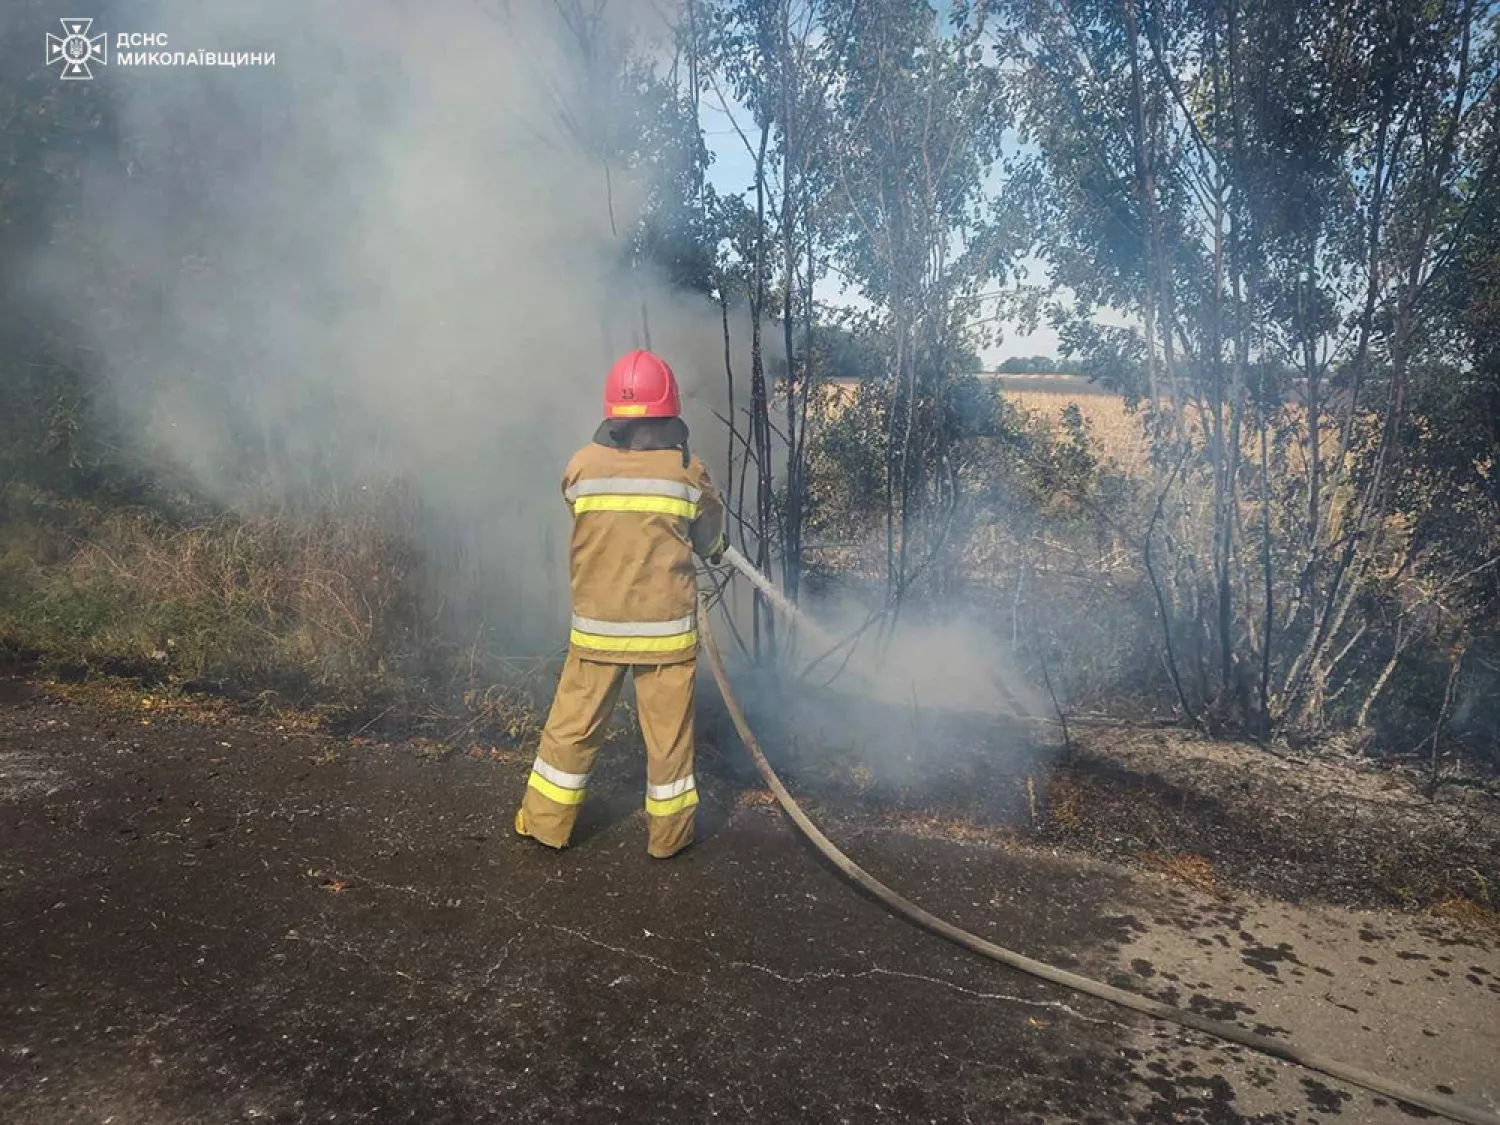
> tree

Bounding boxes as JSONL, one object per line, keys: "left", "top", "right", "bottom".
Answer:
{"left": 1001, "top": 0, "right": 1500, "bottom": 739}
{"left": 823, "top": 0, "right": 1013, "bottom": 611}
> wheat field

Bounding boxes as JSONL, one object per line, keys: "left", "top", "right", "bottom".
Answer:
{"left": 819, "top": 377, "right": 1304, "bottom": 479}
{"left": 821, "top": 378, "right": 1148, "bottom": 467}
{"left": 1001, "top": 387, "right": 1150, "bottom": 472}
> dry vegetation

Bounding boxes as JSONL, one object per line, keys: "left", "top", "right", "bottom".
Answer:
{"left": 1001, "top": 384, "right": 1337, "bottom": 475}
{"left": 825, "top": 375, "right": 1243, "bottom": 476}
{"left": 0, "top": 490, "right": 414, "bottom": 692}
{"left": 0, "top": 482, "right": 581, "bottom": 743}
{"left": 823, "top": 377, "right": 1149, "bottom": 466}
{"left": 1001, "top": 386, "right": 1150, "bottom": 469}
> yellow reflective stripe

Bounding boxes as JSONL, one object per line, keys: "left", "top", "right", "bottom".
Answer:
{"left": 527, "top": 770, "right": 587, "bottom": 805}
{"left": 573, "top": 495, "right": 698, "bottom": 518}
{"left": 645, "top": 788, "right": 700, "bottom": 816}
{"left": 570, "top": 629, "right": 697, "bottom": 653}
{"left": 609, "top": 404, "right": 648, "bottom": 417}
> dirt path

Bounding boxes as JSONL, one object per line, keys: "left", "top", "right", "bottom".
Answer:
{"left": 1, "top": 682, "right": 1496, "bottom": 1124}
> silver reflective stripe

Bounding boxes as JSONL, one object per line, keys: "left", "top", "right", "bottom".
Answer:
{"left": 565, "top": 477, "right": 703, "bottom": 503}
{"left": 647, "top": 775, "right": 697, "bottom": 801}
{"left": 571, "top": 613, "right": 695, "bottom": 638}
{"left": 532, "top": 757, "right": 589, "bottom": 790}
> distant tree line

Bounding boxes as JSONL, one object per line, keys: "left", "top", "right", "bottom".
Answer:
{"left": 994, "top": 356, "right": 1089, "bottom": 376}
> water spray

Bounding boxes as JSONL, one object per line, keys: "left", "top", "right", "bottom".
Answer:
{"left": 718, "top": 544, "right": 1016, "bottom": 710}
{"left": 719, "top": 546, "right": 818, "bottom": 636}
{"left": 718, "top": 544, "right": 856, "bottom": 672}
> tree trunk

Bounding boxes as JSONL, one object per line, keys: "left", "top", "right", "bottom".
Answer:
{"left": 779, "top": 0, "right": 802, "bottom": 607}
{"left": 749, "top": 115, "right": 774, "bottom": 660}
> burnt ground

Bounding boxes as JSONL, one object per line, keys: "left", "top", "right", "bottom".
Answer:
{"left": 748, "top": 686, "right": 1500, "bottom": 912}
{"left": 1, "top": 676, "right": 1498, "bottom": 1125}
{"left": 1038, "top": 728, "right": 1500, "bottom": 911}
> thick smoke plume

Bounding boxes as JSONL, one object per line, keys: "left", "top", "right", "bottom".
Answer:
{"left": 31, "top": 0, "right": 727, "bottom": 651}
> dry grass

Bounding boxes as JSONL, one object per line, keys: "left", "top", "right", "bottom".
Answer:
{"left": 43, "top": 676, "right": 325, "bottom": 737}
{"left": 864, "top": 808, "right": 1019, "bottom": 846}
{"left": 1430, "top": 895, "right": 1500, "bottom": 934}
{"left": 1000, "top": 388, "right": 1331, "bottom": 477}
{"left": 820, "top": 378, "right": 1147, "bottom": 456}
{"left": 0, "top": 496, "right": 418, "bottom": 696}
{"left": 462, "top": 682, "right": 547, "bottom": 746}
{"left": 1047, "top": 775, "right": 1086, "bottom": 831}
{"left": 735, "top": 788, "right": 780, "bottom": 808}
{"left": 0, "top": 489, "right": 579, "bottom": 747}
{"left": 821, "top": 378, "right": 1150, "bottom": 472}
{"left": 1138, "top": 850, "right": 1222, "bottom": 895}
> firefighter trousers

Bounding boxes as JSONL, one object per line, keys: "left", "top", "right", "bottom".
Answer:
{"left": 518, "top": 652, "right": 698, "bottom": 858}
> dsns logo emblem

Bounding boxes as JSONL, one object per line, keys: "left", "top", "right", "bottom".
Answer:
{"left": 46, "top": 18, "right": 107, "bottom": 80}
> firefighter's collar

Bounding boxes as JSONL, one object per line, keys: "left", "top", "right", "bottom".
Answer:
{"left": 592, "top": 417, "right": 690, "bottom": 454}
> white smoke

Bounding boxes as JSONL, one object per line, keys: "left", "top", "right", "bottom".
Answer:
{"left": 30, "top": 0, "right": 731, "bottom": 650}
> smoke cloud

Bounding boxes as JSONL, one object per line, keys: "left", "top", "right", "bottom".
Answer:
{"left": 29, "top": 0, "right": 729, "bottom": 651}
{"left": 24, "top": 0, "right": 1047, "bottom": 776}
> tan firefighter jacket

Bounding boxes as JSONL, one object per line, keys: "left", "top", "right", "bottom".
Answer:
{"left": 561, "top": 418, "right": 726, "bottom": 665}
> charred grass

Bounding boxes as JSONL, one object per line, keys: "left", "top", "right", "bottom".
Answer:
{"left": 736, "top": 675, "right": 1499, "bottom": 918}
{"left": 11, "top": 643, "right": 1500, "bottom": 928}
{"left": 1032, "top": 729, "right": 1500, "bottom": 914}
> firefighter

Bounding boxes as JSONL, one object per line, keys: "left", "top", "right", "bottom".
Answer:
{"left": 515, "top": 349, "right": 726, "bottom": 859}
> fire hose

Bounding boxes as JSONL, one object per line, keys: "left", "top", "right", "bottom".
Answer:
{"left": 700, "top": 558, "right": 1499, "bottom": 1125}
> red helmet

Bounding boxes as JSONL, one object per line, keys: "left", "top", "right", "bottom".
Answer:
{"left": 604, "top": 349, "right": 681, "bottom": 419}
